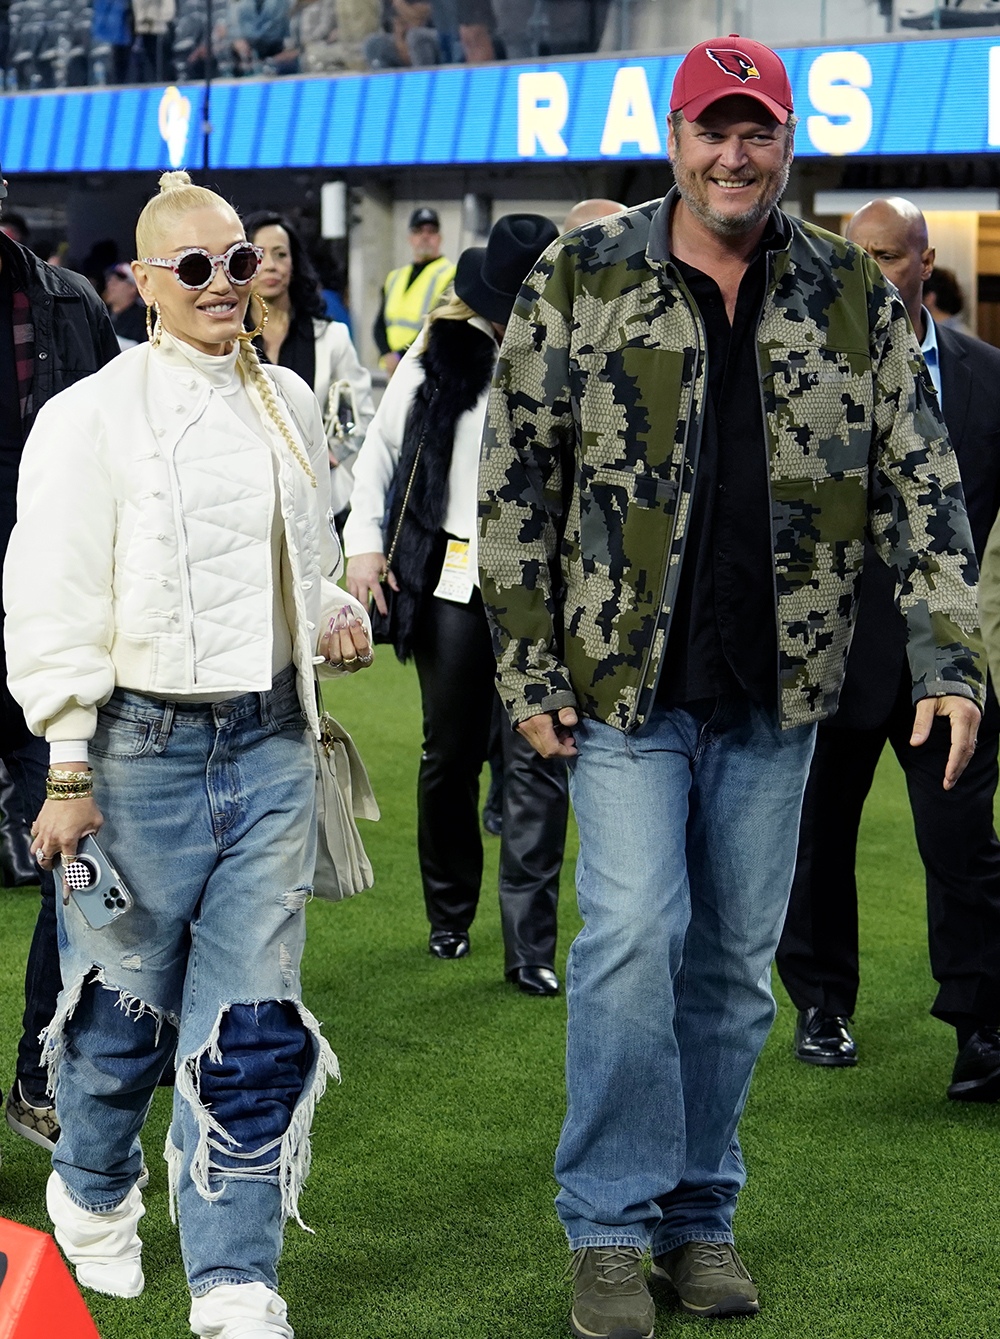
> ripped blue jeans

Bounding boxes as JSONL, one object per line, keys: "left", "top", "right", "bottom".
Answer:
{"left": 44, "top": 665, "right": 338, "bottom": 1296}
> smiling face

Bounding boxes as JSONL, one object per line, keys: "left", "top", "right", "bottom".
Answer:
{"left": 667, "top": 95, "right": 793, "bottom": 238}
{"left": 132, "top": 204, "right": 252, "bottom": 355}
{"left": 251, "top": 223, "right": 293, "bottom": 305}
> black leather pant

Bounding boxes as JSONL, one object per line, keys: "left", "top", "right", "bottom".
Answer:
{"left": 411, "top": 588, "right": 568, "bottom": 973}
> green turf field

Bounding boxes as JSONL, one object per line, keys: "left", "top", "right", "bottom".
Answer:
{"left": 1, "top": 653, "right": 997, "bottom": 1338}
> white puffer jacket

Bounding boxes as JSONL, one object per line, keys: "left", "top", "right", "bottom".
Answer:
{"left": 3, "top": 340, "right": 368, "bottom": 745}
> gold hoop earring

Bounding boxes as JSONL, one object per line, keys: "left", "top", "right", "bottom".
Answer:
{"left": 146, "top": 301, "right": 162, "bottom": 349}
{"left": 240, "top": 293, "right": 269, "bottom": 342}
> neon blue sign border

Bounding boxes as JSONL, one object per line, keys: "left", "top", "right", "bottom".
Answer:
{"left": 1, "top": 33, "right": 998, "bottom": 173}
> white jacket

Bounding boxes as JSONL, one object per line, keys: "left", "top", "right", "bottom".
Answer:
{"left": 4, "top": 340, "right": 368, "bottom": 745}
{"left": 343, "top": 315, "right": 495, "bottom": 578}
{"left": 312, "top": 319, "right": 375, "bottom": 516}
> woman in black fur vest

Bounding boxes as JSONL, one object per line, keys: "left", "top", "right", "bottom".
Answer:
{"left": 344, "top": 215, "right": 568, "bottom": 996}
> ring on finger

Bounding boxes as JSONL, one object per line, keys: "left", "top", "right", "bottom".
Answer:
{"left": 342, "top": 655, "right": 360, "bottom": 666}
{"left": 358, "top": 652, "right": 374, "bottom": 666}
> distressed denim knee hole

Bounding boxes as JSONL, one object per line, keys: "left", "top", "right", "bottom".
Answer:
{"left": 279, "top": 886, "right": 313, "bottom": 913}
{"left": 171, "top": 1000, "right": 339, "bottom": 1230}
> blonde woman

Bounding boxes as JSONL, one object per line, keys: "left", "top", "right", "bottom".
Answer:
{"left": 3, "top": 171, "right": 372, "bottom": 1339}
{"left": 344, "top": 214, "right": 568, "bottom": 993}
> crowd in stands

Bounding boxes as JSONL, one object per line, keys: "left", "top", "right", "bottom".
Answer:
{"left": 0, "top": 0, "right": 610, "bottom": 89}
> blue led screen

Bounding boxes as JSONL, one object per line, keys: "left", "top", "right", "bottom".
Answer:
{"left": 2, "top": 35, "right": 1000, "bottom": 173}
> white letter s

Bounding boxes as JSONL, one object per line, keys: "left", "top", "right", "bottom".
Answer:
{"left": 806, "top": 51, "right": 873, "bottom": 157}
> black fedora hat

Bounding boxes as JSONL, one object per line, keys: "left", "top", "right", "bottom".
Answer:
{"left": 454, "top": 213, "right": 558, "bottom": 326}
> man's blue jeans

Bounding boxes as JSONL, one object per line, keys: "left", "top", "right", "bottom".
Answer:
{"left": 44, "top": 667, "right": 338, "bottom": 1296}
{"left": 555, "top": 696, "right": 816, "bottom": 1253}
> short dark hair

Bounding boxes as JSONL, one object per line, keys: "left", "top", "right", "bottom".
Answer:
{"left": 242, "top": 210, "right": 327, "bottom": 321}
{"left": 924, "top": 266, "right": 964, "bottom": 317}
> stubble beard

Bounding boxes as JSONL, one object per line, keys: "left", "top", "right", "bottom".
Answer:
{"left": 673, "top": 152, "right": 791, "bottom": 238}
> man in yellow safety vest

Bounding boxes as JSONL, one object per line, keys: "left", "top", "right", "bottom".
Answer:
{"left": 373, "top": 207, "right": 455, "bottom": 376}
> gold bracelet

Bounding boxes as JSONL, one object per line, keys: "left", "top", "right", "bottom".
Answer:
{"left": 46, "top": 769, "right": 94, "bottom": 801}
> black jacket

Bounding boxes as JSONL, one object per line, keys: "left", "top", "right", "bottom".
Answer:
{"left": 0, "top": 230, "right": 119, "bottom": 433}
{"left": 831, "top": 320, "right": 1000, "bottom": 730}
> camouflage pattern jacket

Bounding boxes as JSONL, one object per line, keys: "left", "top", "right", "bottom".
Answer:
{"left": 478, "top": 193, "right": 984, "bottom": 733}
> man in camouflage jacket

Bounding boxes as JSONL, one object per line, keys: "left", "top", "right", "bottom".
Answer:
{"left": 478, "top": 34, "right": 983, "bottom": 1339}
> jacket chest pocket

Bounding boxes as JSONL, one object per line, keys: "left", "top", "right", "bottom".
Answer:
{"left": 766, "top": 347, "right": 873, "bottom": 478}
{"left": 571, "top": 346, "right": 687, "bottom": 474}
{"left": 771, "top": 471, "right": 868, "bottom": 587}
{"left": 576, "top": 464, "right": 677, "bottom": 593}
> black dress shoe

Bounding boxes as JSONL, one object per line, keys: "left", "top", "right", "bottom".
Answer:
{"left": 428, "top": 930, "right": 470, "bottom": 959}
{"left": 948, "top": 1028, "right": 1000, "bottom": 1102}
{"left": 510, "top": 966, "right": 559, "bottom": 996}
{"left": 482, "top": 806, "right": 502, "bottom": 837}
{"left": 794, "top": 1007, "right": 857, "bottom": 1067}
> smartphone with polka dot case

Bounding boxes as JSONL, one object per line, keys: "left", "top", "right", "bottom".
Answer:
{"left": 55, "top": 834, "right": 134, "bottom": 930}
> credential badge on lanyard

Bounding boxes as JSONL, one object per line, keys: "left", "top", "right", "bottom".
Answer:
{"left": 433, "top": 539, "right": 474, "bottom": 604}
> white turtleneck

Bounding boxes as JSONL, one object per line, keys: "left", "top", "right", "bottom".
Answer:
{"left": 159, "top": 331, "right": 266, "bottom": 441}
{"left": 48, "top": 331, "right": 294, "bottom": 765}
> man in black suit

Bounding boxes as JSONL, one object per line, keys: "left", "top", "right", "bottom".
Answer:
{"left": 776, "top": 196, "right": 1000, "bottom": 1100}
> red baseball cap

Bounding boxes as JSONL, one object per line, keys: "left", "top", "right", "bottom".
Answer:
{"left": 671, "top": 35, "right": 793, "bottom": 125}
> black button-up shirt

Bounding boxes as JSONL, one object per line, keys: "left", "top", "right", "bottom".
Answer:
{"left": 657, "top": 213, "right": 784, "bottom": 708}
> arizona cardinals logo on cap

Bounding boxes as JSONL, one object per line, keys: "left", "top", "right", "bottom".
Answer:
{"left": 706, "top": 48, "right": 760, "bottom": 82}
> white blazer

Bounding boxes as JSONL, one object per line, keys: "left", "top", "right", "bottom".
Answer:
{"left": 312, "top": 319, "right": 375, "bottom": 515}
{"left": 3, "top": 341, "right": 369, "bottom": 746}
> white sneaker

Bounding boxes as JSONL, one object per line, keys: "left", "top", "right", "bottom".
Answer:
{"left": 46, "top": 1170, "right": 145, "bottom": 1298}
{"left": 189, "top": 1283, "right": 294, "bottom": 1338}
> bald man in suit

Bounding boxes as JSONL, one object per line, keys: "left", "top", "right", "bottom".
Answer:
{"left": 777, "top": 196, "right": 1000, "bottom": 1100}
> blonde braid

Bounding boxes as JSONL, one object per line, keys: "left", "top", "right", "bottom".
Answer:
{"left": 236, "top": 338, "right": 318, "bottom": 489}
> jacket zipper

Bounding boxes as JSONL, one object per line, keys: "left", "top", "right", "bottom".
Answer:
{"left": 270, "top": 380, "right": 322, "bottom": 738}
{"left": 627, "top": 270, "right": 707, "bottom": 732}
{"left": 176, "top": 489, "right": 198, "bottom": 688}
{"left": 756, "top": 252, "right": 783, "bottom": 718}
{"left": 162, "top": 428, "right": 199, "bottom": 690}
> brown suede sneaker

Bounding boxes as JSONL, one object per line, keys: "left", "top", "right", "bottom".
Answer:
{"left": 650, "top": 1240, "right": 760, "bottom": 1317}
{"left": 569, "top": 1246, "right": 655, "bottom": 1339}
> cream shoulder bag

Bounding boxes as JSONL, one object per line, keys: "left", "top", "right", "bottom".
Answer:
{"left": 313, "top": 692, "right": 381, "bottom": 901}
{"left": 275, "top": 376, "right": 381, "bottom": 901}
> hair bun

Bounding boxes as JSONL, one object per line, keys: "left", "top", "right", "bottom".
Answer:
{"left": 158, "top": 170, "right": 193, "bottom": 193}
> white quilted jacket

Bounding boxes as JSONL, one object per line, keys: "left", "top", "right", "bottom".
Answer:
{"left": 3, "top": 340, "right": 368, "bottom": 744}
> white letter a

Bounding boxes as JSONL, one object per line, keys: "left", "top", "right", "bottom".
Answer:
{"left": 600, "top": 67, "right": 661, "bottom": 156}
